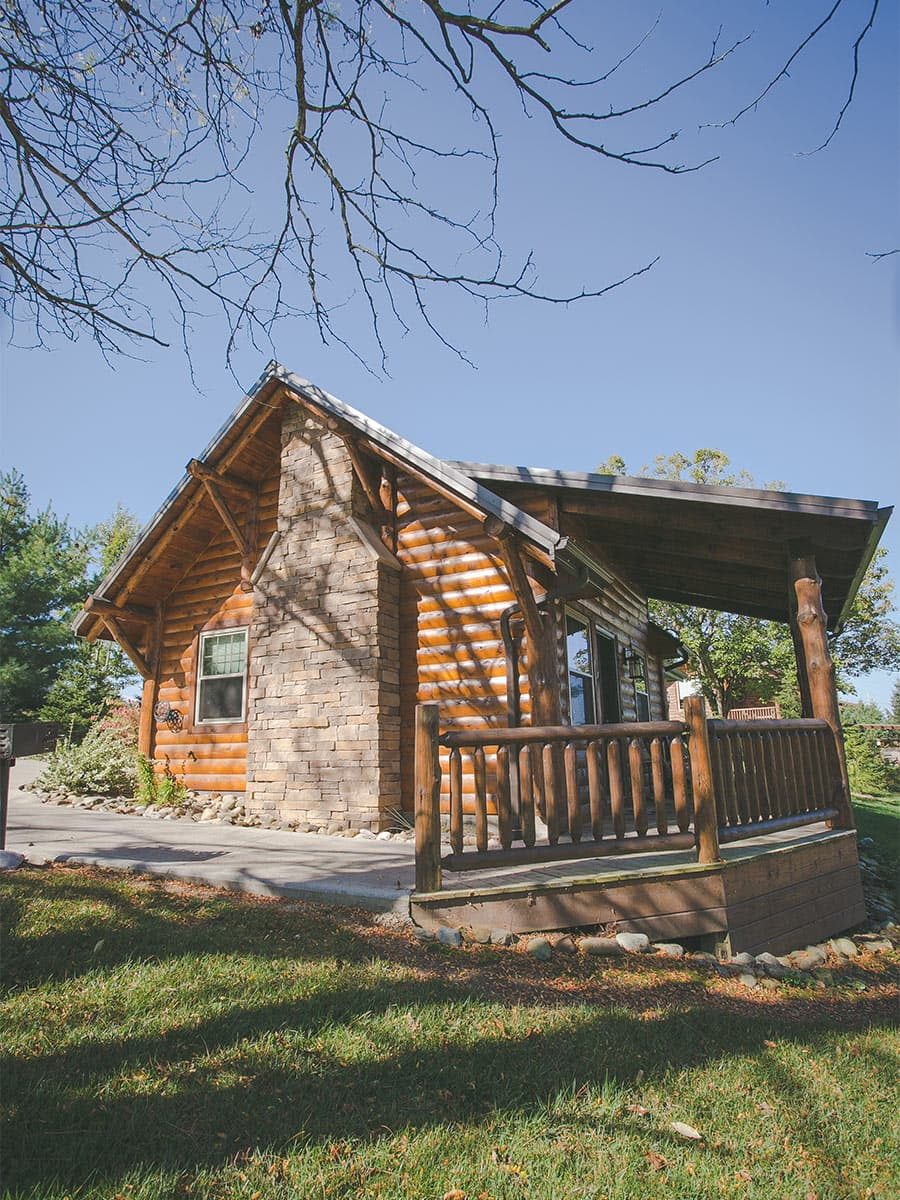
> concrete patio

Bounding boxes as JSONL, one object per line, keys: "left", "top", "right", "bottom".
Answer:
{"left": 5, "top": 760, "right": 415, "bottom": 912}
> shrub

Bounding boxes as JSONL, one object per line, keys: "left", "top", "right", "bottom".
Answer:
{"left": 38, "top": 725, "right": 138, "bottom": 797}
{"left": 98, "top": 702, "right": 140, "bottom": 747}
{"left": 845, "top": 726, "right": 900, "bottom": 796}
{"left": 136, "top": 755, "right": 189, "bottom": 807}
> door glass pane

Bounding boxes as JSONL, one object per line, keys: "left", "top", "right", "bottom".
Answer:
{"left": 566, "top": 615, "right": 595, "bottom": 724}
{"left": 566, "top": 616, "right": 591, "bottom": 674}
{"left": 569, "top": 672, "right": 596, "bottom": 725}
{"left": 594, "top": 631, "right": 621, "bottom": 723}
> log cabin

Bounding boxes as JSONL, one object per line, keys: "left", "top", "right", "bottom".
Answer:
{"left": 75, "top": 362, "right": 892, "bottom": 950}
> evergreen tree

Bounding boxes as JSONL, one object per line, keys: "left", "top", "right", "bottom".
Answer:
{"left": 0, "top": 468, "right": 140, "bottom": 727}
{"left": 0, "top": 470, "right": 90, "bottom": 719}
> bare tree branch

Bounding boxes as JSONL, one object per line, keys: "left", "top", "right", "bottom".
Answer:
{"left": 0, "top": 2, "right": 884, "bottom": 368}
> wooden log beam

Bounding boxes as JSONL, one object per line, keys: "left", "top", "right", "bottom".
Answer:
{"left": 117, "top": 395, "right": 281, "bottom": 605}
{"left": 199, "top": 476, "right": 249, "bottom": 555}
{"left": 684, "top": 695, "right": 721, "bottom": 865}
{"left": 186, "top": 458, "right": 257, "bottom": 500}
{"left": 137, "top": 603, "right": 164, "bottom": 756}
{"left": 484, "top": 517, "right": 561, "bottom": 728}
{"left": 193, "top": 474, "right": 257, "bottom": 592}
{"left": 100, "top": 614, "right": 151, "bottom": 679}
{"left": 340, "top": 434, "right": 391, "bottom": 525}
{"left": 83, "top": 595, "right": 155, "bottom": 623}
{"left": 414, "top": 703, "right": 442, "bottom": 893}
{"left": 790, "top": 555, "right": 854, "bottom": 828}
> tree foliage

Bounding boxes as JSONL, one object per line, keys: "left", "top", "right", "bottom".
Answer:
{"left": 596, "top": 449, "right": 900, "bottom": 715}
{"left": 0, "top": 1, "right": 883, "bottom": 365}
{"left": 0, "top": 469, "right": 91, "bottom": 719}
{"left": 0, "top": 469, "right": 139, "bottom": 726}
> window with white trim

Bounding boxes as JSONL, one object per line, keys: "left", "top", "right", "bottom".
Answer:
{"left": 196, "top": 629, "right": 248, "bottom": 723}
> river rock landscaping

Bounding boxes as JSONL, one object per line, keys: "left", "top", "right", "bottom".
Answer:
{"left": 24, "top": 783, "right": 418, "bottom": 841}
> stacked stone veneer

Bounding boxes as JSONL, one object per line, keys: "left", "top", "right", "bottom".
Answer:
{"left": 245, "top": 403, "right": 401, "bottom": 828}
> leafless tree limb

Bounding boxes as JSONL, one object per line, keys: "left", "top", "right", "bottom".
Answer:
{"left": 0, "top": 2, "right": 885, "bottom": 368}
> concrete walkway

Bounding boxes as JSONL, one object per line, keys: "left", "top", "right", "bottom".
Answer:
{"left": 5, "top": 760, "right": 415, "bottom": 912}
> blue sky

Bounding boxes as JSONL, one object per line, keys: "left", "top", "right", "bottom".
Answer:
{"left": 1, "top": 2, "right": 897, "bottom": 706}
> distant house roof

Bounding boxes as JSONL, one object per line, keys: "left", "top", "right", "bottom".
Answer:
{"left": 74, "top": 362, "right": 891, "bottom": 639}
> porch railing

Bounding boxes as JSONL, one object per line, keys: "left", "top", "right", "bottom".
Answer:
{"left": 708, "top": 718, "right": 844, "bottom": 843}
{"left": 413, "top": 699, "right": 852, "bottom": 894}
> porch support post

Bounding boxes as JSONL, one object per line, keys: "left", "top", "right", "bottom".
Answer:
{"left": 788, "top": 552, "right": 854, "bottom": 828}
{"left": 484, "top": 518, "right": 561, "bottom": 728}
{"left": 485, "top": 519, "right": 563, "bottom": 834}
{"left": 414, "top": 702, "right": 442, "bottom": 893}
{"left": 137, "top": 604, "right": 164, "bottom": 758}
{"left": 684, "top": 695, "right": 721, "bottom": 864}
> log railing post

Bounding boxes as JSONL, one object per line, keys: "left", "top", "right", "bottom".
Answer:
{"left": 414, "top": 702, "right": 442, "bottom": 893}
{"left": 789, "top": 553, "right": 854, "bottom": 829}
{"left": 684, "top": 695, "right": 721, "bottom": 865}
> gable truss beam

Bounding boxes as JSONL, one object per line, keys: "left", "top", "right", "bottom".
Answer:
{"left": 186, "top": 458, "right": 257, "bottom": 500}
{"left": 99, "top": 614, "right": 151, "bottom": 679}
{"left": 116, "top": 396, "right": 282, "bottom": 606}
{"left": 321, "top": 417, "right": 391, "bottom": 525}
{"left": 83, "top": 595, "right": 155, "bottom": 623}
{"left": 187, "top": 461, "right": 259, "bottom": 592}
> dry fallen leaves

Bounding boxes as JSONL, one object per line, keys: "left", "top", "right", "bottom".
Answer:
{"left": 670, "top": 1121, "right": 703, "bottom": 1141}
{"left": 442, "top": 1191, "right": 466, "bottom": 1200}
{"left": 627, "top": 1102, "right": 650, "bottom": 1117}
{"left": 645, "top": 1150, "right": 668, "bottom": 1172}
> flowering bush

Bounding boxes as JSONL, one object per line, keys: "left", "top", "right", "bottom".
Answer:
{"left": 38, "top": 725, "right": 138, "bottom": 797}
{"left": 98, "top": 702, "right": 141, "bottom": 747}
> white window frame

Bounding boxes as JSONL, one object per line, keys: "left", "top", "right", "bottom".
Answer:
{"left": 195, "top": 627, "right": 249, "bottom": 725}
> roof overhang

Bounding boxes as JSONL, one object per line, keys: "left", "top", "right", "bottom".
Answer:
{"left": 455, "top": 463, "right": 892, "bottom": 632}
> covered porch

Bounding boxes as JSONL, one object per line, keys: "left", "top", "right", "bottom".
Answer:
{"left": 412, "top": 469, "right": 891, "bottom": 952}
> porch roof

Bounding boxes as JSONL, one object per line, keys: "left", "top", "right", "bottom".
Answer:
{"left": 452, "top": 463, "right": 892, "bottom": 632}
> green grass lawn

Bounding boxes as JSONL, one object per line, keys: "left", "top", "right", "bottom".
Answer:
{"left": 2, "top": 866, "right": 898, "bottom": 1200}
{"left": 853, "top": 793, "right": 900, "bottom": 909}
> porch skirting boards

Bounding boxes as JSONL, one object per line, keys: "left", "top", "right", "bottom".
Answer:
{"left": 410, "top": 828, "right": 865, "bottom": 957}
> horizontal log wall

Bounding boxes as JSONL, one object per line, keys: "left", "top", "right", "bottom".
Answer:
{"left": 397, "top": 475, "right": 523, "bottom": 811}
{"left": 151, "top": 472, "right": 280, "bottom": 792}
{"left": 396, "top": 479, "right": 667, "bottom": 813}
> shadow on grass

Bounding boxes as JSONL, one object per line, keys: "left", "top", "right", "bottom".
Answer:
{"left": 2, "top": 867, "right": 898, "bottom": 1196}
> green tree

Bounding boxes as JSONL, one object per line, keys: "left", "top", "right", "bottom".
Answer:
{"left": 38, "top": 507, "right": 142, "bottom": 736}
{"left": 891, "top": 678, "right": 900, "bottom": 724}
{"left": 840, "top": 700, "right": 886, "bottom": 725}
{"left": 0, "top": 470, "right": 91, "bottom": 719}
{"left": 93, "top": 505, "right": 141, "bottom": 577}
{"left": 596, "top": 450, "right": 900, "bottom": 715}
{"left": 0, "top": 469, "right": 140, "bottom": 727}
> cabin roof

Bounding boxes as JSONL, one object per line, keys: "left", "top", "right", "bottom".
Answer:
{"left": 75, "top": 363, "right": 891, "bottom": 640}
{"left": 73, "top": 362, "right": 564, "bottom": 640}
{"left": 452, "top": 462, "right": 892, "bottom": 632}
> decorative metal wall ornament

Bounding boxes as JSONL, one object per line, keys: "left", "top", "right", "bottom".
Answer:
{"left": 153, "top": 700, "right": 183, "bottom": 731}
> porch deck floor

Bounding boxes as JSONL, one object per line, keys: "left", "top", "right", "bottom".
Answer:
{"left": 435, "top": 823, "right": 838, "bottom": 897}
